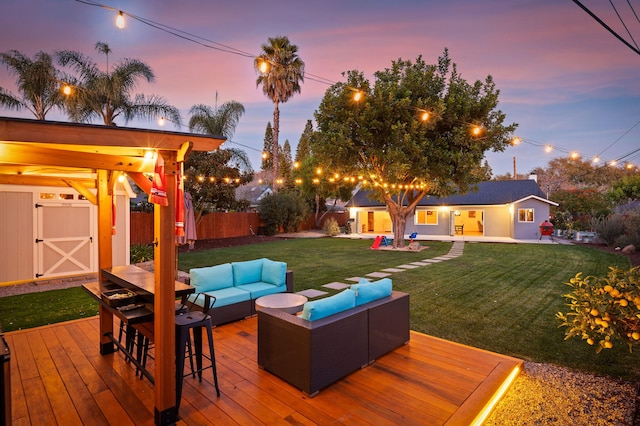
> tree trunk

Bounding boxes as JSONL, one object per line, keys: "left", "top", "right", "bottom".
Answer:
{"left": 272, "top": 101, "right": 280, "bottom": 186}
{"left": 384, "top": 190, "right": 423, "bottom": 248}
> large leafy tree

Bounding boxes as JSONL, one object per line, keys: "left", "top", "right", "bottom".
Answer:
{"left": 254, "top": 36, "right": 305, "bottom": 184}
{"left": 312, "top": 50, "right": 517, "bottom": 247}
{"left": 186, "top": 99, "right": 253, "bottom": 220}
{"left": 57, "top": 42, "right": 182, "bottom": 127}
{"left": 0, "top": 50, "right": 65, "bottom": 120}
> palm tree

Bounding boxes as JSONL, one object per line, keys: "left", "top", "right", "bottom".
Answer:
{"left": 57, "top": 42, "right": 182, "bottom": 127}
{"left": 188, "top": 99, "right": 245, "bottom": 140}
{"left": 0, "top": 50, "right": 65, "bottom": 120}
{"left": 187, "top": 97, "right": 254, "bottom": 219}
{"left": 254, "top": 36, "right": 305, "bottom": 185}
{"left": 188, "top": 98, "right": 252, "bottom": 174}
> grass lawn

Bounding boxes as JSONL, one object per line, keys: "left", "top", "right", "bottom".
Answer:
{"left": 1, "top": 237, "right": 638, "bottom": 380}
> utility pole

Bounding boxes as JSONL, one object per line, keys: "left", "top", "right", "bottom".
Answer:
{"left": 513, "top": 157, "right": 517, "bottom": 180}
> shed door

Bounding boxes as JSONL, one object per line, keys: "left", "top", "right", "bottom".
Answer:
{"left": 35, "top": 202, "right": 95, "bottom": 278}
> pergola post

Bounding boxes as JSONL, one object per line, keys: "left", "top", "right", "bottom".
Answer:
{"left": 96, "top": 169, "right": 115, "bottom": 354}
{"left": 153, "top": 151, "right": 179, "bottom": 424}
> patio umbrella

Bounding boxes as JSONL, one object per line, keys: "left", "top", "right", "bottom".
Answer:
{"left": 176, "top": 192, "right": 197, "bottom": 251}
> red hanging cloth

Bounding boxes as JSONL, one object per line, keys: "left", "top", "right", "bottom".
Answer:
{"left": 150, "top": 155, "right": 168, "bottom": 206}
{"left": 111, "top": 192, "right": 117, "bottom": 235}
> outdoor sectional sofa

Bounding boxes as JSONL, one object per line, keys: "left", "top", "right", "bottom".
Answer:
{"left": 186, "top": 258, "right": 293, "bottom": 326}
{"left": 257, "top": 278, "right": 410, "bottom": 396}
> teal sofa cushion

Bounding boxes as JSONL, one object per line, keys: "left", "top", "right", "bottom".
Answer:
{"left": 189, "top": 263, "right": 233, "bottom": 292}
{"left": 262, "top": 259, "right": 287, "bottom": 286}
{"left": 232, "top": 259, "right": 264, "bottom": 286}
{"left": 350, "top": 278, "right": 392, "bottom": 306}
{"left": 189, "top": 287, "right": 251, "bottom": 308}
{"left": 236, "top": 282, "right": 285, "bottom": 299}
{"left": 299, "top": 289, "right": 356, "bottom": 321}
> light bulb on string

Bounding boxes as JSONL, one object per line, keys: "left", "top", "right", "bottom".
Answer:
{"left": 62, "top": 84, "right": 72, "bottom": 96}
{"left": 544, "top": 145, "right": 553, "bottom": 153}
{"left": 115, "top": 11, "right": 125, "bottom": 29}
{"left": 158, "top": 116, "right": 166, "bottom": 126}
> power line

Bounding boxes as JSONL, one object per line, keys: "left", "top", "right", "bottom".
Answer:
{"left": 609, "top": 0, "right": 639, "bottom": 50}
{"left": 572, "top": 0, "right": 640, "bottom": 55}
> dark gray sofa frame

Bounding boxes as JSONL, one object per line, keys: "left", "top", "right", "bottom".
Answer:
{"left": 257, "top": 290, "right": 410, "bottom": 396}
{"left": 185, "top": 270, "right": 293, "bottom": 326}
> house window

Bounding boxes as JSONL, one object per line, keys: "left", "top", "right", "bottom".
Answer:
{"left": 416, "top": 209, "right": 438, "bottom": 225}
{"left": 518, "top": 208, "right": 534, "bottom": 222}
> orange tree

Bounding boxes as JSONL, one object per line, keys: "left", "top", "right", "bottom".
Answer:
{"left": 311, "top": 50, "right": 517, "bottom": 247}
{"left": 557, "top": 266, "right": 640, "bottom": 353}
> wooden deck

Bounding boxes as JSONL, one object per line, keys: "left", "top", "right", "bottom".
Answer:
{"left": 5, "top": 316, "right": 522, "bottom": 425}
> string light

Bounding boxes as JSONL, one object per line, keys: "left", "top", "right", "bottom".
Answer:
{"left": 74, "top": 1, "right": 640, "bottom": 179}
{"left": 115, "top": 11, "right": 125, "bottom": 29}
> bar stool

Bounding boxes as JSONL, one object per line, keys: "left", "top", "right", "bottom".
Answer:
{"left": 175, "top": 293, "right": 220, "bottom": 409}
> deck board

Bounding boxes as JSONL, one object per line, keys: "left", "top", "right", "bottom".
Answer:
{"left": 4, "top": 316, "right": 522, "bottom": 425}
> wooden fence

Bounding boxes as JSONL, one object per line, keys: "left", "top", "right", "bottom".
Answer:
{"left": 130, "top": 211, "right": 350, "bottom": 245}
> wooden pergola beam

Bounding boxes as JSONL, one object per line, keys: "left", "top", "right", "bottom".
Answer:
{"left": 0, "top": 116, "right": 225, "bottom": 152}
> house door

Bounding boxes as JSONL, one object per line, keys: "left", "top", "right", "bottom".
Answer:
{"left": 367, "top": 212, "right": 375, "bottom": 232}
{"left": 35, "top": 202, "right": 95, "bottom": 278}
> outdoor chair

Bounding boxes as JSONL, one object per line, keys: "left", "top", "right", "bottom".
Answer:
{"left": 175, "top": 292, "right": 220, "bottom": 409}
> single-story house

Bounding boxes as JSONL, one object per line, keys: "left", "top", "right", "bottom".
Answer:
{"left": 346, "top": 179, "right": 558, "bottom": 240}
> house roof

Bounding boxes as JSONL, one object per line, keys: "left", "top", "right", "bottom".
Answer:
{"left": 347, "top": 179, "right": 556, "bottom": 207}
{"left": 235, "top": 184, "right": 272, "bottom": 206}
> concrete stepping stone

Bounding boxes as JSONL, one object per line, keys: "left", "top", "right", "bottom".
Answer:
{"left": 322, "top": 282, "right": 351, "bottom": 290}
{"left": 365, "top": 271, "right": 392, "bottom": 278}
{"left": 382, "top": 268, "right": 405, "bottom": 273}
{"left": 296, "top": 289, "right": 328, "bottom": 298}
{"left": 397, "top": 264, "right": 420, "bottom": 269}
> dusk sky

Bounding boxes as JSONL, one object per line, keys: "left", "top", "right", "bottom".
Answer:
{"left": 1, "top": 0, "right": 639, "bottom": 177}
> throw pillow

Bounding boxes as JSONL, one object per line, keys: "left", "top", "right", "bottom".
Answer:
{"left": 299, "top": 289, "right": 356, "bottom": 321}
{"left": 190, "top": 263, "right": 234, "bottom": 292}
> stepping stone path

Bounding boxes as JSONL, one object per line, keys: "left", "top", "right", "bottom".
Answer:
{"left": 297, "top": 241, "right": 465, "bottom": 299}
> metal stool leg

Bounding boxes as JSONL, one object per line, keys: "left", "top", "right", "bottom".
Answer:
{"left": 204, "top": 318, "right": 220, "bottom": 397}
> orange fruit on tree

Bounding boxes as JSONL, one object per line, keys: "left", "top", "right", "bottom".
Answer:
{"left": 632, "top": 332, "right": 640, "bottom": 341}
{"left": 604, "top": 285, "right": 614, "bottom": 293}
{"left": 590, "top": 308, "right": 599, "bottom": 316}
{"left": 604, "top": 341, "right": 614, "bottom": 349}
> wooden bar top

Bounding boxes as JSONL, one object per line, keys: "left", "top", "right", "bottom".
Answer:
{"left": 102, "top": 264, "right": 195, "bottom": 298}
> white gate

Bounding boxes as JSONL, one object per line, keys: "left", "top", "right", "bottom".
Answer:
{"left": 35, "top": 201, "right": 95, "bottom": 278}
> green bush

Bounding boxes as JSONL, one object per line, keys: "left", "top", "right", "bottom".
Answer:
{"left": 257, "top": 191, "right": 309, "bottom": 235}
{"left": 130, "top": 244, "right": 154, "bottom": 264}
{"left": 590, "top": 214, "right": 626, "bottom": 245}
{"left": 323, "top": 217, "right": 340, "bottom": 236}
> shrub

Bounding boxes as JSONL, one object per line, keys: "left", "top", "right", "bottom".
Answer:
{"left": 557, "top": 266, "right": 640, "bottom": 353}
{"left": 590, "top": 214, "right": 626, "bottom": 245}
{"left": 258, "top": 191, "right": 309, "bottom": 235}
{"left": 130, "top": 244, "right": 154, "bottom": 264}
{"left": 323, "top": 217, "right": 340, "bottom": 236}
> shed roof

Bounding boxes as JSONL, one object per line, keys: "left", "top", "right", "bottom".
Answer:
{"left": 347, "top": 179, "right": 555, "bottom": 207}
